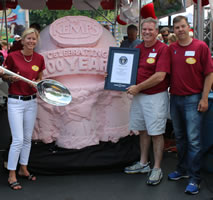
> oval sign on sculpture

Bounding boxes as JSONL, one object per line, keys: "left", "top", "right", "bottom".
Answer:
{"left": 49, "top": 16, "right": 103, "bottom": 47}
{"left": 33, "top": 16, "right": 132, "bottom": 149}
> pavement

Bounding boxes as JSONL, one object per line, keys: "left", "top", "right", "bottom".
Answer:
{"left": 1, "top": 108, "right": 213, "bottom": 200}
{"left": 1, "top": 151, "right": 213, "bottom": 200}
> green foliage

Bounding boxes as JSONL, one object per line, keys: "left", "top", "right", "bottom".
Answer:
{"left": 29, "top": 7, "right": 116, "bottom": 29}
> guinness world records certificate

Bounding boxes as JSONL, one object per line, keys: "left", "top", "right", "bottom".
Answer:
{"left": 104, "top": 47, "right": 140, "bottom": 91}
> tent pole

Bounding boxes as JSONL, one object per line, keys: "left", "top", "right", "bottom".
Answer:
{"left": 112, "top": 0, "right": 118, "bottom": 37}
{"left": 0, "top": 3, "right": 4, "bottom": 39}
{"left": 196, "top": 0, "right": 203, "bottom": 40}
{"left": 25, "top": 10, "right": 29, "bottom": 28}
{"left": 138, "top": 0, "right": 141, "bottom": 40}
{"left": 83, "top": 0, "right": 113, "bottom": 25}
{"left": 2, "top": 0, "right": 9, "bottom": 49}
{"left": 168, "top": 16, "right": 172, "bottom": 28}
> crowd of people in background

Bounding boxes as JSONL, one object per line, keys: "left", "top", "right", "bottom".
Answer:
{"left": 120, "top": 22, "right": 194, "bottom": 47}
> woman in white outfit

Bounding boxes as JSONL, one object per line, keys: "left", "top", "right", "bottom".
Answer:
{"left": 2, "top": 28, "right": 45, "bottom": 190}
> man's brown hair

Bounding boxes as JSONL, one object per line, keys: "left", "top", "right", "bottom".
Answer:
{"left": 173, "top": 15, "right": 189, "bottom": 26}
{"left": 160, "top": 27, "right": 170, "bottom": 34}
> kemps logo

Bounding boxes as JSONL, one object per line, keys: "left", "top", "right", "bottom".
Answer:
{"left": 49, "top": 16, "right": 103, "bottom": 48}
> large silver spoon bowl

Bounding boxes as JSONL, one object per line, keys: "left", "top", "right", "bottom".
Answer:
{"left": 0, "top": 66, "right": 72, "bottom": 106}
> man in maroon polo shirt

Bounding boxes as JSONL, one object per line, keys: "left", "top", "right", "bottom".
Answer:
{"left": 168, "top": 15, "right": 213, "bottom": 195}
{"left": 124, "top": 17, "right": 170, "bottom": 186}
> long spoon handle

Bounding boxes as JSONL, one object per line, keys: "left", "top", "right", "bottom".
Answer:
{"left": 0, "top": 65, "right": 38, "bottom": 86}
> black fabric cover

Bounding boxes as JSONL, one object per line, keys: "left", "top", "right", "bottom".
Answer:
{"left": 28, "top": 135, "right": 140, "bottom": 175}
{"left": 0, "top": 108, "right": 11, "bottom": 150}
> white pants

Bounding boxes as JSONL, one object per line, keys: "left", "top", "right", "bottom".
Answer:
{"left": 7, "top": 97, "right": 37, "bottom": 170}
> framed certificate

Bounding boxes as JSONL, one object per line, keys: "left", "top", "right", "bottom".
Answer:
{"left": 104, "top": 47, "right": 140, "bottom": 91}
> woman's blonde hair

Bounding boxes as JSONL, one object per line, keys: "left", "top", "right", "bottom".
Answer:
{"left": 1, "top": 40, "right": 8, "bottom": 46}
{"left": 21, "top": 28, "right": 40, "bottom": 42}
{"left": 168, "top": 33, "right": 177, "bottom": 44}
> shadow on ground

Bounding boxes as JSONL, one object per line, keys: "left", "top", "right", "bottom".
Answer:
{"left": 0, "top": 151, "right": 213, "bottom": 200}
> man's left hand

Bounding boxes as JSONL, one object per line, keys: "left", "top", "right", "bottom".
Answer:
{"left": 197, "top": 99, "right": 208, "bottom": 112}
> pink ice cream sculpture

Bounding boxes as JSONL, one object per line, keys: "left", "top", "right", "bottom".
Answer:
{"left": 33, "top": 16, "right": 131, "bottom": 149}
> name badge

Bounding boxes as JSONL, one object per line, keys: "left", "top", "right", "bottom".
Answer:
{"left": 185, "top": 51, "right": 195, "bottom": 56}
{"left": 148, "top": 53, "right": 157, "bottom": 58}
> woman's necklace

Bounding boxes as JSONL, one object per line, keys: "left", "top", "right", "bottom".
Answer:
{"left": 22, "top": 51, "right": 33, "bottom": 63}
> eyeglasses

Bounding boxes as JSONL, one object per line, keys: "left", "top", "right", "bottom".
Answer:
{"left": 162, "top": 34, "right": 169, "bottom": 37}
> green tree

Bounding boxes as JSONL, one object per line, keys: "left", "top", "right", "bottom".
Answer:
{"left": 29, "top": 7, "right": 116, "bottom": 29}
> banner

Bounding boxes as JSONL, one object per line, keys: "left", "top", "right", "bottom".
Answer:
{"left": 153, "top": 0, "right": 185, "bottom": 19}
{"left": 0, "top": 5, "right": 27, "bottom": 43}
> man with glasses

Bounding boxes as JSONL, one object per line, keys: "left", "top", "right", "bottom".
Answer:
{"left": 160, "top": 27, "right": 170, "bottom": 45}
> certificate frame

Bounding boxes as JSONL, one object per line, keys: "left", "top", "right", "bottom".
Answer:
{"left": 104, "top": 47, "right": 140, "bottom": 91}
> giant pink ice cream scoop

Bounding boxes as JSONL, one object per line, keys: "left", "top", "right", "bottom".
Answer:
{"left": 33, "top": 16, "right": 132, "bottom": 149}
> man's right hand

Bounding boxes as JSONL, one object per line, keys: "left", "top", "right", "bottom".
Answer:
{"left": 127, "top": 85, "right": 140, "bottom": 96}
{"left": 0, "top": 68, "right": 4, "bottom": 76}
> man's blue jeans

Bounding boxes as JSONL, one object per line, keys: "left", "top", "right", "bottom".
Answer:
{"left": 170, "top": 94, "right": 203, "bottom": 184}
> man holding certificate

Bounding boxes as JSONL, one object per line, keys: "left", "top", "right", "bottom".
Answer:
{"left": 124, "top": 17, "right": 170, "bottom": 186}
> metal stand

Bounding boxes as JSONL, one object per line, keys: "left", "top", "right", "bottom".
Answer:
{"left": 193, "top": 1, "right": 213, "bottom": 54}
{"left": 203, "top": 7, "right": 213, "bottom": 54}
